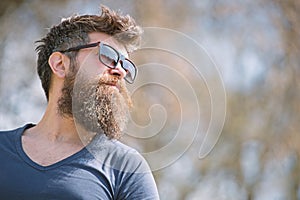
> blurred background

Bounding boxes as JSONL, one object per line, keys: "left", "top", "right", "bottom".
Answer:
{"left": 0, "top": 0, "right": 299, "bottom": 199}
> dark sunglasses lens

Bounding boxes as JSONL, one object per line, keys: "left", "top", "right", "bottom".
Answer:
{"left": 99, "top": 43, "right": 136, "bottom": 83}
{"left": 122, "top": 60, "right": 136, "bottom": 83}
{"left": 99, "top": 45, "right": 118, "bottom": 67}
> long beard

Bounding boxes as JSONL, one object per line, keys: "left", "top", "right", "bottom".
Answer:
{"left": 58, "top": 72, "right": 132, "bottom": 140}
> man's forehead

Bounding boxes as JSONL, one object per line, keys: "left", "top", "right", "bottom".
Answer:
{"left": 88, "top": 32, "right": 128, "bottom": 57}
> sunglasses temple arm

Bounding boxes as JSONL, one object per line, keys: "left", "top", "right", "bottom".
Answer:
{"left": 59, "top": 42, "right": 100, "bottom": 53}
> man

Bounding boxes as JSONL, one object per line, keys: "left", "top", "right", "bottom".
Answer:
{"left": 0, "top": 5, "right": 159, "bottom": 200}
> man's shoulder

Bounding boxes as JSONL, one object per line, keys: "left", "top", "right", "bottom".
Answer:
{"left": 0, "top": 126, "right": 21, "bottom": 137}
{"left": 0, "top": 125, "right": 28, "bottom": 152}
{"left": 87, "top": 135, "right": 151, "bottom": 173}
{"left": 0, "top": 124, "right": 34, "bottom": 136}
{"left": 0, "top": 124, "right": 35, "bottom": 147}
{"left": 110, "top": 139, "right": 139, "bottom": 155}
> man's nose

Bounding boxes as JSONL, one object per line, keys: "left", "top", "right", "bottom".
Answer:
{"left": 107, "top": 61, "right": 126, "bottom": 79}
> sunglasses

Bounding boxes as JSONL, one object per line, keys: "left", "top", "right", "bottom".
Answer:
{"left": 58, "top": 41, "right": 137, "bottom": 84}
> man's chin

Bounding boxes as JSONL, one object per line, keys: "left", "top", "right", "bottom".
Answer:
{"left": 59, "top": 73, "right": 132, "bottom": 140}
{"left": 74, "top": 82, "right": 129, "bottom": 140}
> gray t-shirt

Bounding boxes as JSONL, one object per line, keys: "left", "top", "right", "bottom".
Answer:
{"left": 0, "top": 124, "right": 159, "bottom": 199}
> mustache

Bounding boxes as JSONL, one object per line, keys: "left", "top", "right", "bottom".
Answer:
{"left": 97, "top": 74, "right": 133, "bottom": 109}
{"left": 98, "top": 74, "right": 121, "bottom": 86}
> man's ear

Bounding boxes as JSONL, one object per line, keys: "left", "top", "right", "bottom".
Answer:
{"left": 48, "top": 52, "right": 70, "bottom": 78}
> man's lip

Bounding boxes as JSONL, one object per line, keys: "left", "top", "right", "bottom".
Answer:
{"left": 104, "top": 83, "right": 120, "bottom": 91}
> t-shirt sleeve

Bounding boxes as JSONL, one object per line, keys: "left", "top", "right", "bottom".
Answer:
{"left": 87, "top": 136, "right": 160, "bottom": 199}
{"left": 114, "top": 151, "right": 160, "bottom": 200}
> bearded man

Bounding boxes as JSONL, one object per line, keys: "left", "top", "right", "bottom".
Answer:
{"left": 0, "top": 5, "right": 159, "bottom": 200}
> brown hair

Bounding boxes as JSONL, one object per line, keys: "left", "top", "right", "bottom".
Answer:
{"left": 35, "top": 5, "right": 142, "bottom": 100}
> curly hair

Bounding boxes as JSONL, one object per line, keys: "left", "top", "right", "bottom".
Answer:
{"left": 35, "top": 5, "right": 142, "bottom": 100}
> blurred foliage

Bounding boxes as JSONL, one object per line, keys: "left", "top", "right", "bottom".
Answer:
{"left": 0, "top": 0, "right": 24, "bottom": 17}
{"left": 0, "top": 0, "right": 299, "bottom": 199}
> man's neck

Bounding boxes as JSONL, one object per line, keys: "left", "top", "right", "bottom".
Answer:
{"left": 26, "top": 102, "right": 82, "bottom": 145}
{"left": 21, "top": 102, "right": 89, "bottom": 167}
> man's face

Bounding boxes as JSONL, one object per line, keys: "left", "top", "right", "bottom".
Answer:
{"left": 57, "top": 32, "right": 133, "bottom": 140}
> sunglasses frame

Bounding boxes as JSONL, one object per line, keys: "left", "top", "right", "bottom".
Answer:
{"left": 58, "top": 41, "right": 137, "bottom": 84}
